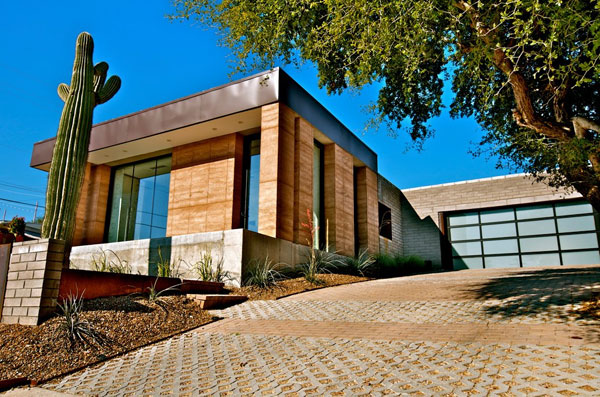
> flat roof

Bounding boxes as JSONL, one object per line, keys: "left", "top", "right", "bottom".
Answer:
{"left": 31, "top": 68, "right": 377, "bottom": 171}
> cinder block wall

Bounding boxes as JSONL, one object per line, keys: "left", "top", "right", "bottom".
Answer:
{"left": 1, "top": 239, "right": 65, "bottom": 325}
{"left": 377, "top": 176, "right": 403, "bottom": 255}
{"left": 399, "top": 174, "right": 582, "bottom": 268}
{"left": 402, "top": 174, "right": 580, "bottom": 228}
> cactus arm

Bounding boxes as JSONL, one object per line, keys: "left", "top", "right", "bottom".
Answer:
{"left": 93, "top": 62, "right": 108, "bottom": 94}
{"left": 42, "top": 32, "right": 120, "bottom": 249}
{"left": 97, "top": 75, "right": 121, "bottom": 104}
{"left": 57, "top": 83, "right": 70, "bottom": 102}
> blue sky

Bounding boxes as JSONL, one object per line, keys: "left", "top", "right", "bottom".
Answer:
{"left": 0, "top": 1, "right": 513, "bottom": 221}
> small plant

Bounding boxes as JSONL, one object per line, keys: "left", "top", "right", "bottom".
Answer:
{"left": 146, "top": 277, "right": 182, "bottom": 309}
{"left": 91, "top": 249, "right": 131, "bottom": 274}
{"left": 345, "top": 249, "right": 376, "bottom": 276}
{"left": 300, "top": 248, "right": 340, "bottom": 284}
{"left": 374, "top": 252, "right": 398, "bottom": 277}
{"left": 8, "top": 216, "right": 25, "bottom": 237}
{"left": 57, "top": 292, "right": 105, "bottom": 347}
{"left": 192, "top": 252, "right": 231, "bottom": 283}
{"left": 394, "top": 255, "right": 426, "bottom": 274}
{"left": 154, "top": 246, "right": 183, "bottom": 278}
{"left": 244, "top": 256, "right": 285, "bottom": 288}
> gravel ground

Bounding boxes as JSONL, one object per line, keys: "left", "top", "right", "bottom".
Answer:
{"left": 228, "top": 274, "right": 369, "bottom": 300}
{"left": 0, "top": 295, "right": 214, "bottom": 383}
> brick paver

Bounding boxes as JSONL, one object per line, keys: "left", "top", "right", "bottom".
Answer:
{"left": 43, "top": 265, "right": 600, "bottom": 396}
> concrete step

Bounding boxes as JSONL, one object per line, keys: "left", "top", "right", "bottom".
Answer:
{"left": 188, "top": 294, "right": 248, "bottom": 310}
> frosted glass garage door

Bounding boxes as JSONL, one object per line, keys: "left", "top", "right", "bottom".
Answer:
{"left": 447, "top": 200, "right": 600, "bottom": 269}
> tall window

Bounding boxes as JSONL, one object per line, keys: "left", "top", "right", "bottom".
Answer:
{"left": 313, "top": 141, "right": 324, "bottom": 248}
{"left": 107, "top": 156, "right": 171, "bottom": 242}
{"left": 242, "top": 135, "right": 261, "bottom": 232}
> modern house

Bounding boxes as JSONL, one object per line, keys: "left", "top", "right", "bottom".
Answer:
{"left": 30, "top": 68, "right": 600, "bottom": 283}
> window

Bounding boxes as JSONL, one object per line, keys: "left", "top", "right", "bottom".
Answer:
{"left": 242, "top": 135, "right": 261, "bottom": 232}
{"left": 313, "top": 141, "right": 324, "bottom": 248}
{"left": 445, "top": 200, "right": 600, "bottom": 269}
{"left": 379, "top": 202, "right": 392, "bottom": 240}
{"left": 107, "top": 156, "right": 171, "bottom": 242}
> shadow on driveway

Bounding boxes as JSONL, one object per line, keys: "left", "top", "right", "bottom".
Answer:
{"left": 463, "top": 266, "right": 600, "bottom": 322}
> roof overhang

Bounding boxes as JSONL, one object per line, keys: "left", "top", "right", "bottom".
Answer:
{"left": 31, "top": 68, "right": 377, "bottom": 171}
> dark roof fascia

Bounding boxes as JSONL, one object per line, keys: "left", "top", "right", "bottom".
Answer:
{"left": 278, "top": 69, "right": 377, "bottom": 171}
{"left": 31, "top": 68, "right": 377, "bottom": 171}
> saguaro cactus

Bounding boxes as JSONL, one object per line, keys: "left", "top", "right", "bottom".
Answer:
{"left": 42, "top": 32, "right": 121, "bottom": 245}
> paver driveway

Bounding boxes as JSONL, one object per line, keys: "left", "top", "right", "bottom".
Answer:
{"left": 44, "top": 265, "right": 600, "bottom": 396}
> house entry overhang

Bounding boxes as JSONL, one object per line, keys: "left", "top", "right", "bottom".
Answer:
{"left": 30, "top": 68, "right": 378, "bottom": 171}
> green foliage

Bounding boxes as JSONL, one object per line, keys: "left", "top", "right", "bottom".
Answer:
{"left": 374, "top": 253, "right": 427, "bottom": 278}
{"left": 345, "top": 248, "right": 376, "bottom": 277}
{"left": 42, "top": 32, "right": 121, "bottom": 244}
{"left": 57, "top": 293, "right": 105, "bottom": 347}
{"left": 192, "top": 252, "right": 231, "bottom": 283}
{"left": 146, "top": 278, "right": 182, "bottom": 308}
{"left": 244, "top": 256, "right": 284, "bottom": 288}
{"left": 154, "top": 247, "right": 184, "bottom": 278}
{"left": 300, "top": 248, "right": 340, "bottom": 284}
{"left": 172, "top": 0, "right": 600, "bottom": 208}
{"left": 8, "top": 216, "right": 25, "bottom": 236}
{"left": 90, "top": 249, "right": 131, "bottom": 274}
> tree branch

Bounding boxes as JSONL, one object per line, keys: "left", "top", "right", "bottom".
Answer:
{"left": 454, "top": 1, "right": 571, "bottom": 142}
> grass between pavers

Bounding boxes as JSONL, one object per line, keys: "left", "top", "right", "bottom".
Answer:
{"left": 0, "top": 295, "right": 215, "bottom": 384}
{"left": 228, "top": 273, "right": 370, "bottom": 301}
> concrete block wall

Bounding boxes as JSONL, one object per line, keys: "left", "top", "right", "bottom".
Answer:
{"left": 377, "top": 176, "right": 403, "bottom": 255}
{"left": 400, "top": 173, "right": 582, "bottom": 268}
{"left": 402, "top": 173, "right": 581, "bottom": 228}
{"left": 1, "top": 239, "right": 65, "bottom": 325}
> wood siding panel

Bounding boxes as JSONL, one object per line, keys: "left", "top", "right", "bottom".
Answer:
{"left": 167, "top": 133, "right": 243, "bottom": 236}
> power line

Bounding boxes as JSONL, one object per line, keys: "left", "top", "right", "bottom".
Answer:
{"left": 0, "top": 182, "right": 45, "bottom": 194}
{"left": 0, "top": 197, "right": 44, "bottom": 209}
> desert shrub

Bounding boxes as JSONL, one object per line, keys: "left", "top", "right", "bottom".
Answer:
{"left": 394, "top": 255, "right": 426, "bottom": 274}
{"left": 91, "top": 249, "right": 131, "bottom": 274}
{"left": 57, "top": 293, "right": 105, "bottom": 347}
{"left": 374, "top": 253, "right": 397, "bottom": 277}
{"left": 154, "top": 247, "right": 184, "bottom": 278}
{"left": 192, "top": 252, "right": 231, "bottom": 283}
{"left": 244, "top": 256, "right": 285, "bottom": 288}
{"left": 146, "top": 278, "right": 181, "bottom": 310}
{"left": 300, "top": 248, "right": 341, "bottom": 284}
{"left": 345, "top": 249, "right": 376, "bottom": 276}
{"left": 374, "top": 253, "right": 427, "bottom": 277}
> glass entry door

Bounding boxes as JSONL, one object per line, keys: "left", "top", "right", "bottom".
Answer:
{"left": 107, "top": 156, "right": 171, "bottom": 242}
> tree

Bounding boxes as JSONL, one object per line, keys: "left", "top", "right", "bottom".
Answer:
{"left": 172, "top": 0, "right": 600, "bottom": 209}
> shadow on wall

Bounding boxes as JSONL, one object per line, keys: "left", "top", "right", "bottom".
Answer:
{"left": 398, "top": 190, "right": 449, "bottom": 270}
{"left": 148, "top": 237, "right": 172, "bottom": 276}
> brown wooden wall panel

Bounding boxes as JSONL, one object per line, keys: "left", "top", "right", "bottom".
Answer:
{"left": 293, "top": 117, "right": 314, "bottom": 245}
{"left": 72, "top": 163, "right": 111, "bottom": 246}
{"left": 324, "top": 144, "right": 355, "bottom": 256}
{"left": 167, "top": 133, "right": 243, "bottom": 236}
{"left": 355, "top": 166, "right": 379, "bottom": 254}
{"left": 257, "top": 104, "right": 296, "bottom": 241}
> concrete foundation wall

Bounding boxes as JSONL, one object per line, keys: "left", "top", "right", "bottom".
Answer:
{"left": 70, "top": 229, "right": 316, "bottom": 287}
